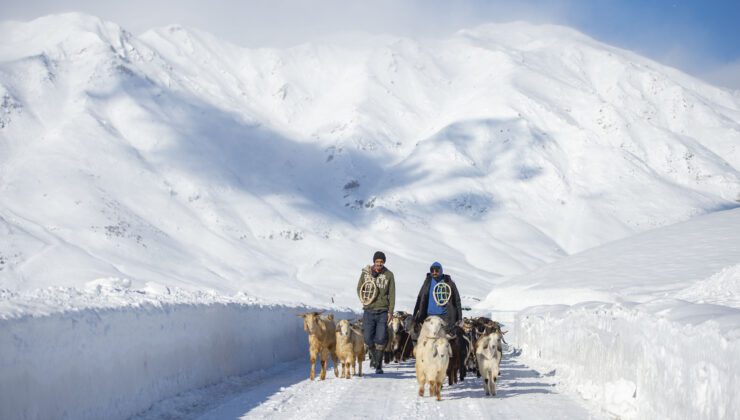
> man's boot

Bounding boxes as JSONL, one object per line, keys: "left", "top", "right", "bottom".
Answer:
{"left": 375, "top": 347, "right": 384, "bottom": 374}
{"left": 369, "top": 347, "right": 377, "bottom": 369}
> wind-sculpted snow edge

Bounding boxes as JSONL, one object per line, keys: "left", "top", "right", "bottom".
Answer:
{"left": 514, "top": 300, "right": 740, "bottom": 419}
{"left": 0, "top": 300, "right": 355, "bottom": 420}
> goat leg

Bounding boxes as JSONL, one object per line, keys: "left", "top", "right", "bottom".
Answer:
{"left": 330, "top": 347, "right": 339, "bottom": 378}
{"left": 320, "top": 349, "right": 328, "bottom": 380}
{"left": 309, "top": 354, "right": 316, "bottom": 381}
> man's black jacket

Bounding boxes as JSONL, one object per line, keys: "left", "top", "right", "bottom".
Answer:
{"left": 412, "top": 274, "right": 462, "bottom": 328}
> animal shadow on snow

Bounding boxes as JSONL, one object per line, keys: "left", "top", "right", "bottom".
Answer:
{"left": 380, "top": 360, "right": 417, "bottom": 379}
{"left": 443, "top": 357, "right": 555, "bottom": 400}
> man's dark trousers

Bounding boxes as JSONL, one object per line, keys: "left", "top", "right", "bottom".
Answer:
{"left": 363, "top": 309, "right": 388, "bottom": 348}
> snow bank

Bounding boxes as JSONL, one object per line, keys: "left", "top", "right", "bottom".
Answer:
{"left": 515, "top": 300, "right": 740, "bottom": 419}
{"left": 673, "top": 263, "right": 740, "bottom": 308}
{"left": 0, "top": 301, "right": 353, "bottom": 420}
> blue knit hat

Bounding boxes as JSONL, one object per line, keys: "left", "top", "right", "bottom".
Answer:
{"left": 430, "top": 261, "right": 443, "bottom": 274}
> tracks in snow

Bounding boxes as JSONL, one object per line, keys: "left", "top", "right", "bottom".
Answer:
{"left": 135, "top": 348, "right": 608, "bottom": 419}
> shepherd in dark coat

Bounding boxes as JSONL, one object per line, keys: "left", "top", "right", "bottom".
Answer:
{"left": 412, "top": 262, "right": 462, "bottom": 332}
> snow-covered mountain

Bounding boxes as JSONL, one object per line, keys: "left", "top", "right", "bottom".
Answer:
{"left": 1, "top": 13, "right": 739, "bottom": 314}
{"left": 482, "top": 207, "right": 740, "bottom": 310}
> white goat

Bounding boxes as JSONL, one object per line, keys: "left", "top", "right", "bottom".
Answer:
{"left": 414, "top": 316, "right": 453, "bottom": 401}
{"left": 415, "top": 336, "right": 452, "bottom": 401}
{"left": 335, "top": 319, "right": 365, "bottom": 378}
{"left": 475, "top": 331, "right": 503, "bottom": 396}
{"left": 417, "top": 315, "right": 447, "bottom": 340}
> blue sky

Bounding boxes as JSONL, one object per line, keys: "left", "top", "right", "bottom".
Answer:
{"left": 2, "top": 0, "right": 739, "bottom": 89}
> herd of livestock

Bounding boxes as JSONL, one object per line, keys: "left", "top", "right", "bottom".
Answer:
{"left": 297, "top": 311, "right": 507, "bottom": 401}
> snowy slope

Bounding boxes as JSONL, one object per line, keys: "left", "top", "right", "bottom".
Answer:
{"left": 481, "top": 207, "right": 740, "bottom": 310}
{"left": 1, "top": 13, "right": 739, "bottom": 318}
{"left": 481, "top": 208, "right": 740, "bottom": 419}
{"left": 1, "top": 12, "right": 739, "bottom": 420}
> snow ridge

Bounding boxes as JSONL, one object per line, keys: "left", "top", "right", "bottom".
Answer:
{"left": 1, "top": 12, "right": 739, "bottom": 420}
{"left": 1, "top": 13, "right": 738, "bottom": 316}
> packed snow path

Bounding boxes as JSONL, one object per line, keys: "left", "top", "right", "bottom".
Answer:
{"left": 136, "top": 349, "right": 606, "bottom": 419}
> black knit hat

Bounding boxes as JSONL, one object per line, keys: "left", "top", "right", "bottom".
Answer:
{"left": 373, "top": 251, "right": 386, "bottom": 262}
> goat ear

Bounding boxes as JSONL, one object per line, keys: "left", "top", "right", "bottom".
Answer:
{"left": 502, "top": 330, "right": 509, "bottom": 335}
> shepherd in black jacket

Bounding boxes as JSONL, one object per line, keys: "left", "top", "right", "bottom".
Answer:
{"left": 412, "top": 261, "right": 462, "bottom": 332}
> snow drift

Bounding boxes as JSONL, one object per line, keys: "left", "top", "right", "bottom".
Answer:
{"left": 517, "top": 300, "right": 739, "bottom": 419}
{"left": 0, "top": 298, "right": 352, "bottom": 420}
{"left": 504, "top": 208, "right": 740, "bottom": 419}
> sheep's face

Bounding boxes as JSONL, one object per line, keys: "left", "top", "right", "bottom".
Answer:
{"left": 434, "top": 339, "right": 451, "bottom": 359}
{"left": 403, "top": 316, "right": 413, "bottom": 331}
{"left": 301, "top": 312, "right": 322, "bottom": 334}
{"left": 351, "top": 319, "right": 363, "bottom": 333}
{"left": 422, "top": 316, "right": 446, "bottom": 337}
{"left": 490, "top": 331, "right": 501, "bottom": 346}
{"left": 462, "top": 319, "right": 474, "bottom": 334}
{"left": 474, "top": 319, "right": 495, "bottom": 335}
{"left": 337, "top": 319, "right": 351, "bottom": 336}
{"left": 478, "top": 331, "right": 501, "bottom": 354}
{"left": 391, "top": 316, "right": 403, "bottom": 333}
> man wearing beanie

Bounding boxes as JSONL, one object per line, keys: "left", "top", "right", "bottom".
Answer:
{"left": 356, "top": 250, "right": 396, "bottom": 374}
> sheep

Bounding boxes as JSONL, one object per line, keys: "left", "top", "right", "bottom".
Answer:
{"left": 475, "top": 330, "right": 503, "bottom": 396}
{"left": 404, "top": 313, "right": 420, "bottom": 350}
{"left": 466, "top": 317, "right": 508, "bottom": 377}
{"left": 382, "top": 319, "right": 397, "bottom": 364}
{"left": 335, "top": 319, "right": 366, "bottom": 378}
{"left": 415, "top": 335, "right": 452, "bottom": 401}
{"left": 462, "top": 318, "right": 479, "bottom": 375}
{"left": 390, "top": 312, "right": 413, "bottom": 362}
{"left": 297, "top": 311, "right": 339, "bottom": 381}
{"left": 418, "top": 315, "right": 447, "bottom": 340}
{"left": 446, "top": 325, "right": 469, "bottom": 385}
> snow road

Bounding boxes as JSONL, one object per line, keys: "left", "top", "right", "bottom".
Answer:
{"left": 135, "top": 349, "right": 607, "bottom": 419}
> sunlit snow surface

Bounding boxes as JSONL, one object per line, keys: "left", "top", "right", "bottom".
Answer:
{"left": 1, "top": 13, "right": 738, "bottom": 316}
{"left": 0, "top": 12, "right": 739, "bottom": 420}
{"left": 488, "top": 208, "right": 740, "bottom": 419}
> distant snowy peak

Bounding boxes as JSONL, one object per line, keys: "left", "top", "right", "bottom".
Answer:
{"left": 0, "top": 13, "right": 134, "bottom": 62}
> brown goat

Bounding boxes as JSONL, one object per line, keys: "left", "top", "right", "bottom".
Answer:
{"left": 298, "top": 311, "right": 339, "bottom": 380}
{"left": 335, "top": 319, "right": 366, "bottom": 378}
